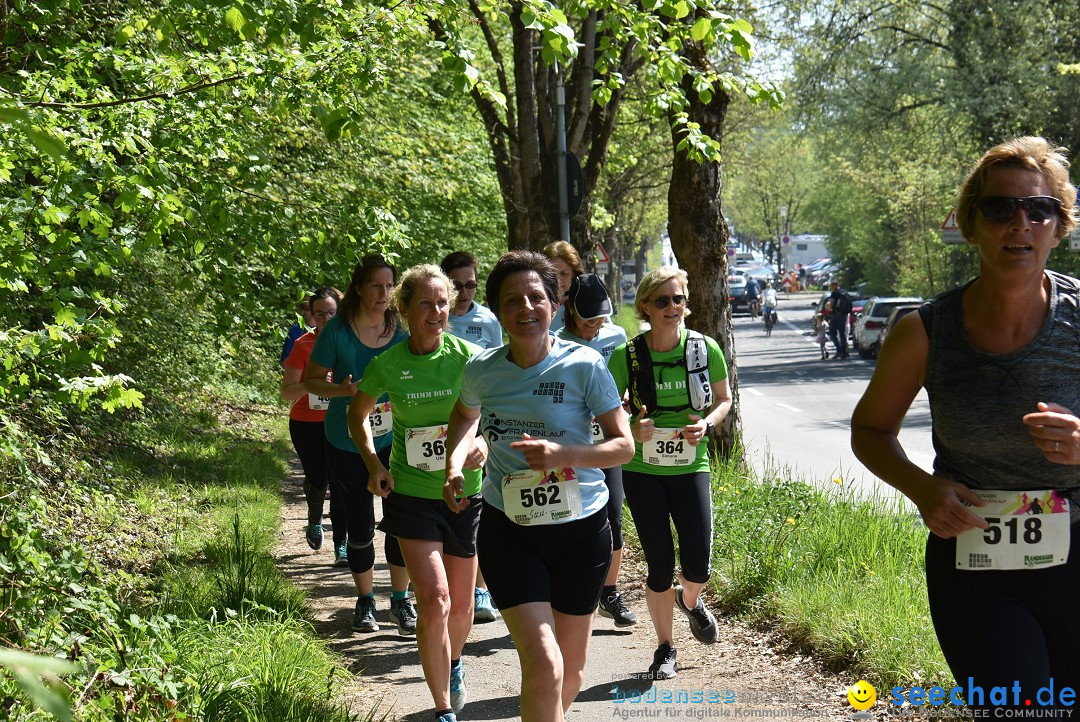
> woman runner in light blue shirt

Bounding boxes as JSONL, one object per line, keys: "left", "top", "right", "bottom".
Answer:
{"left": 443, "top": 251, "right": 634, "bottom": 722}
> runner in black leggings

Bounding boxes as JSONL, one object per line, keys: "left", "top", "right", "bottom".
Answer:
{"left": 608, "top": 267, "right": 732, "bottom": 680}
{"left": 281, "top": 288, "right": 347, "bottom": 562}
{"left": 305, "top": 254, "right": 414, "bottom": 635}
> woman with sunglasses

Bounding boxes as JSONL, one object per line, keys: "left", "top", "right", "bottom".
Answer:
{"left": 439, "top": 250, "right": 502, "bottom": 624}
{"left": 305, "top": 254, "right": 414, "bottom": 635}
{"left": 555, "top": 274, "right": 637, "bottom": 629}
{"left": 607, "top": 266, "right": 732, "bottom": 680}
{"left": 349, "top": 265, "right": 487, "bottom": 722}
{"left": 443, "top": 251, "right": 634, "bottom": 721}
{"left": 852, "top": 137, "right": 1080, "bottom": 706}
{"left": 542, "top": 240, "right": 584, "bottom": 332}
{"left": 441, "top": 251, "right": 503, "bottom": 350}
{"left": 281, "top": 287, "right": 348, "bottom": 561}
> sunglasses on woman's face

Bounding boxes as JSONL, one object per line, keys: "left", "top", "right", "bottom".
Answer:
{"left": 651, "top": 294, "right": 686, "bottom": 309}
{"left": 974, "top": 195, "right": 1061, "bottom": 225}
{"left": 453, "top": 281, "right": 478, "bottom": 291}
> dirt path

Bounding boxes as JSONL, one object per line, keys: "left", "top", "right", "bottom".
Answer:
{"left": 274, "top": 459, "right": 863, "bottom": 721}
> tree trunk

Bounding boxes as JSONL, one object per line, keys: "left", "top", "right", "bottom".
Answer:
{"left": 666, "top": 42, "right": 740, "bottom": 459}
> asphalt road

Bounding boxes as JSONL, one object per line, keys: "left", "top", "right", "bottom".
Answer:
{"left": 731, "top": 292, "right": 935, "bottom": 501}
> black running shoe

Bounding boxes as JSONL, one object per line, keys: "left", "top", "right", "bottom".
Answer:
{"left": 674, "top": 585, "right": 719, "bottom": 644}
{"left": 648, "top": 642, "right": 677, "bottom": 680}
{"left": 598, "top": 590, "right": 639, "bottom": 627}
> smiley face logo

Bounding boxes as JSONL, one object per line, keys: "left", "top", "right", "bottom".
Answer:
{"left": 847, "top": 680, "right": 876, "bottom": 711}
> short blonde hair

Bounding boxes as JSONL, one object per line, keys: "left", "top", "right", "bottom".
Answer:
{"left": 634, "top": 267, "right": 691, "bottom": 322}
{"left": 957, "top": 136, "right": 1078, "bottom": 241}
{"left": 541, "top": 240, "right": 585, "bottom": 275}
{"left": 393, "top": 264, "right": 456, "bottom": 331}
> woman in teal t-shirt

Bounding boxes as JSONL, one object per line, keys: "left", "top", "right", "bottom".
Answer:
{"left": 607, "top": 266, "right": 732, "bottom": 681}
{"left": 349, "top": 265, "right": 486, "bottom": 722}
{"left": 305, "top": 254, "right": 412, "bottom": 636}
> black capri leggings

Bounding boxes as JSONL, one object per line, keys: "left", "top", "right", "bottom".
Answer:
{"left": 622, "top": 469, "right": 712, "bottom": 593}
{"left": 926, "top": 532, "right": 1080, "bottom": 707}
{"left": 324, "top": 442, "right": 405, "bottom": 573}
{"left": 289, "top": 419, "right": 345, "bottom": 545}
{"left": 603, "top": 465, "right": 625, "bottom": 551}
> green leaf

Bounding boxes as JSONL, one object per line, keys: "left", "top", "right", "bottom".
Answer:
{"left": 0, "top": 105, "right": 29, "bottom": 125}
{"left": 225, "top": 7, "right": 245, "bottom": 34}
{"left": 114, "top": 25, "right": 136, "bottom": 45}
{"left": 691, "top": 17, "right": 712, "bottom": 42}
{"left": 26, "top": 130, "right": 67, "bottom": 162}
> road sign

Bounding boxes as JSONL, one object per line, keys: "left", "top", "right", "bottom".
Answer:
{"left": 941, "top": 208, "right": 964, "bottom": 244}
{"left": 596, "top": 262, "right": 610, "bottom": 274}
{"left": 1070, "top": 227, "right": 1080, "bottom": 252}
{"left": 781, "top": 235, "right": 791, "bottom": 245}
{"left": 596, "top": 242, "right": 611, "bottom": 264}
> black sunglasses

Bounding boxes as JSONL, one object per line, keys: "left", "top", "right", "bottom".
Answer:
{"left": 453, "top": 281, "right": 478, "bottom": 291}
{"left": 974, "top": 195, "right": 1061, "bottom": 225}
{"left": 652, "top": 294, "right": 686, "bottom": 309}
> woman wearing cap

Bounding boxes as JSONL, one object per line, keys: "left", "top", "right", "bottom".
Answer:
{"left": 541, "top": 240, "right": 584, "bottom": 332}
{"left": 305, "top": 254, "right": 414, "bottom": 635}
{"left": 281, "top": 287, "right": 348, "bottom": 562}
{"left": 607, "top": 266, "right": 732, "bottom": 680}
{"left": 556, "top": 274, "right": 636, "bottom": 628}
{"left": 852, "top": 137, "right": 1080, "bottom": 705}
{"left": 443, "top": 251, "right": 634, "bottom": 721}
{"left": 349, "top": 265, "right": 486, "bottom": 722}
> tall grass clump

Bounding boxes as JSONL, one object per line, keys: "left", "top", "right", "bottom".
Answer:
{"left": 709, "top": 455, "right": 951, "bottom": 688}
{"left": 174, "top": 617, "right": 365, "bottom": 722}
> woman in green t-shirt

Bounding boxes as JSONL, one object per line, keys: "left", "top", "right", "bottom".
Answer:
{"left": 607, "top": 267, "right": 732, "bottom": 681}
{"left": 348, "top": 265, "right": 487, "bottom": 722}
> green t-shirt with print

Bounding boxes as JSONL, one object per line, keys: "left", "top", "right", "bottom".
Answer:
{"left": 607, "top": 328, "right": 728, "bottom": 475}
{"left": 359, "top": 333, "right": 483, "bottom": 499}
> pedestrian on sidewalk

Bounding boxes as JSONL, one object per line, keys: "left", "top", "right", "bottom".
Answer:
{"left": 607, "top": 267, "right": 733, "bottom": 680}
{"left": 443, "top": 251, "right": 634, "bottom": 721}
{"left": 349, "top": 264, "right": 487, "bottom": 722}
{"left": 304, "top": 254, "right": 414, "bottom": 636}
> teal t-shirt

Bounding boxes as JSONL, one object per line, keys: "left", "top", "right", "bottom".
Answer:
{"left": 459, "top": 339, "right": 622, "bottom": 520}
{"left": 358, "top": 333, "right": 483, "bottom": 499}
{"left": 607, "top": 328, "right": 728, "bottom": 474}
{"left": 446, "top": 302, "right": 503, "bottom": 350}
{"left": 309, "top": 316, "right": 407, "bottom": 453}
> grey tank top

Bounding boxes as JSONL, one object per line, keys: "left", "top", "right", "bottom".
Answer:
{"left": 923, "top": 271, "right": 1080, "bottom": 520}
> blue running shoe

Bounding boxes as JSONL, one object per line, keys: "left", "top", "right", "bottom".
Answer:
{"left": 449, "top": 660, "right": 466, "bottom": 713}
{"left": 305, "top": 523, "right": 323, "bottom": 551}
{"left": 474, "top": 587, "right": 497, "bottom": 623}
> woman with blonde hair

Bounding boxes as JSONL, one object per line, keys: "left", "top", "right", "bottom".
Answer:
{"left": 607, "top": 266, "right": 732, "bottom": 680}
{"left": 349, "top": 264, "right": 487, "bottom": 722}
{"left": 852, "top": 137, "right": 1080, "bottom": 707}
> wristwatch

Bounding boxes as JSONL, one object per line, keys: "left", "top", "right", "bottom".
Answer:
{"left": 704, "top": 419, "right": 714, "bottom": 435}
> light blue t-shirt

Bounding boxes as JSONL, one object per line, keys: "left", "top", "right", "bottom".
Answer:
{"left": 550, "top": 305, "right": 566, "bottom": 332}
{"left": 555, "top": 322, "right": 628, "bottom": 362}
{"left": 446, "top": 302, "right": 503, "bottom": 350}
{"left": 459, "top": 339, "right": 622, "bottom": 520}
{"left": 309, "top": 315, "right": 407, "bottom": 453}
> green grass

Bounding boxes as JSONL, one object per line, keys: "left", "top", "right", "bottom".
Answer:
{"left": 1, "top": 396, "right": 364, "bottom": 722}
{"left": 612, "top": 303, "right": 641, "bottom": 338}
{"left": 708, "top": 456, "right": 950, "bottom": 688}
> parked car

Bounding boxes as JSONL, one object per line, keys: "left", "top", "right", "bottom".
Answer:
{"left": 852, "top": 296, "right": 924, "bottom": 358}
{"left": 728, "top": 274, "right": 749, "bottom": 314}
{"left": 876, "top": 304, "right": 923, "bottom": 351}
